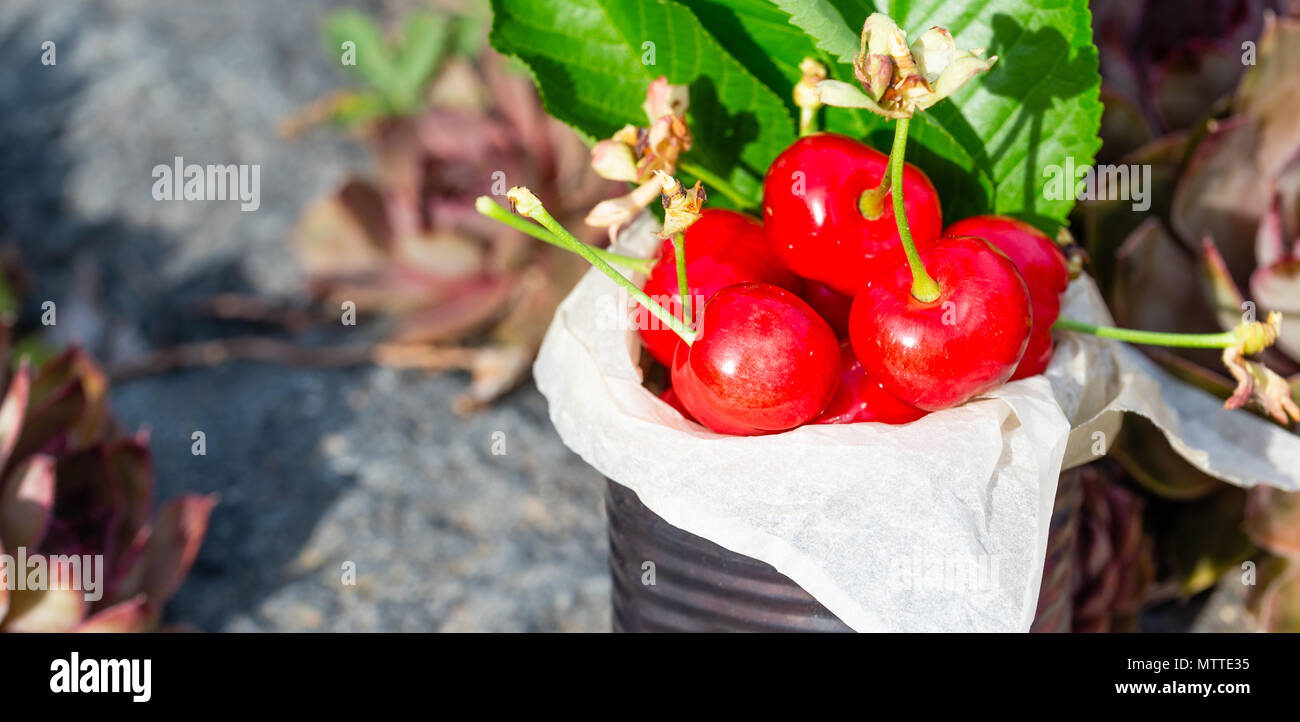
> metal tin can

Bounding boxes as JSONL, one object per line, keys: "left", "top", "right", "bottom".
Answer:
{"left": 607, "top": 467, "right": 1083, "bottom": 632}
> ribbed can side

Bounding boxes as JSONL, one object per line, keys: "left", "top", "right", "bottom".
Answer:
{"left": 607, "top": 469, "right": 1083, "bottom": 633}
{"left": 607, "top": 481, "right": 851, "bottom": 632}
{"left": 1029, "top": 467, "right": 1083, "bottom": 633}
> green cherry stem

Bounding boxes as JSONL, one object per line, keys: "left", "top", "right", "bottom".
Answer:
{"left": 475, "top": 197, "right": 654, "bottom": 275}
{"left": 794, "top": 58, "right": 828, "bottom": 137}
{"left": 483, "top": 191, "right": 697, "bottom": 345}
{"left": 672, "top": 231, "right": 691, "bottom": 326}
{"left": 858, "top": 172, "right": 890, "bottom": 220}
{"left": 677, "top": 161, "right": 755, "bottom": 210}
{"left": 1052, "top": 318, "right": 1243, "bottom": 349}
{"left": 799, "top": 106, "right": 817, "bottom": 137}
{"left": 887, "top": 116, "right": 941, "bottom": 303}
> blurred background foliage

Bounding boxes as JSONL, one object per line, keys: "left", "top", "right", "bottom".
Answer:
{"left": 1078, "top": 0, "right": 1300, "bottom": 631}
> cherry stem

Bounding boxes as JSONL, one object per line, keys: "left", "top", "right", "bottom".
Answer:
{"left": 799, "top": 106, "right": 817, "bottom": 137}
{"left": 475, "top": 197, "right": 653, "bottom": 275}
{"left": 858, "top": 172, "right": 890, "bottom": 220}
{"left": 1052, "top": 317, "right": 1240, "bottom": 349}
{"left": 677, "top": 161, "right": 755, "bottom": 210}
{"left": 887, "top": 117, "right": 941, "bottom": 303}
{"left": 479, "top": 192, "right": 697, "bottom": 345}
{"left": 672, "top": 231, "right": 692, "bottom": 326}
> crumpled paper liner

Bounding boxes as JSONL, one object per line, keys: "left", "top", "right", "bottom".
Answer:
{"left": 533, "top": 214, "right": 1300, "bottom": 632}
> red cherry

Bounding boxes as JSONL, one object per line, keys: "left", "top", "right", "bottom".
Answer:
{"left": 640, "top": 209, "right": 801, "bottom": 366}
{"left": 762, "top": 133, "right": 943, "bottom": 295}
{"left": 1014, "top": 325, "right": 1057, "bottom": 379}
{"left": 944, "top": 215, "right": 1067, "bottom": 302}
{"left": 671, "top": 283, "right": 840, "bottom": 435}
{"left": 848, "top": 236, "right": 1033, "bottom": 411}
{"left": 658, "top": 386, "right": 695, "bottom": 422}
{"left": 944, "top": 216, "right": 1069, "bottom": 379}
{"left": 800, "top": 281, "right": 853, "bottom": 338}
{"left": 813, "top": 342, "right": 928, "bottom": 425}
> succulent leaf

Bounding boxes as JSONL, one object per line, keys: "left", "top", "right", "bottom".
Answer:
{"left": 72, "top": 595, "right": 156, "bottom": 633}
{"left": 1072, "top": 464, "right": 1155, "bottom": 632}
{"left": 67, "top": 351, "right": 109, "bottom": 446}
{"left": 1247, "top": 555, "right": 1300, "bottom": 632}
{"left": 1081, "top": 134, "right": 1190, "bottom": 294}
{"left": 1245, "top": 485, "right": 1300, "bottom": 557}
{"left": 0, "top": 540, "right": 8, "bottom": 624}
{"left": 41, "top": 446, "right": 127, "bottom": 563}
{"left": 105, "top": 437, "right": 154, "bottom": 559}
{"left": 1112, "top": 416, "right": 1224, "bottom": 501}
{"left": 1167, "top": 487, "right": 1255, "bottom": 597}
{"left": 291, "top": 47, "right": 619, "bottom": 411}
{"left": 1112, "top": 219, "right": 1223, "bottom": 369}
{"left": 1172, "top": 115, "right": 1270, "bottom": 287}
{"left": 1234, "top": 11, "right": 1300, "bottom": 180}
{"left": 392, "top": 274, "right": 516, "bottom": 344}
{"left": 1145, "top": 348, "right": 1238, "bottom": 400}
{"left": 10, "top": 379, "right": 86, "bottom": 462}
{"left": 292, "top": 181, "right": 393, "bottom": 280}
{"left": 1091, "top": 0, "right": 1300, "bottom": 626}
{"left": 1093, "top": 0, "right": 1270, "bottom": 139}
{"left": 0, "top": 303, "right": 212, "bottom": 632}
{"left": 1200, "top": 236, "right": 1249, "bottom": 333}
{"left": 0, "top": 578, "right": 87, "bottom": 633}
{"left": 1255, "top": 192, "right": 1287, "bottom": 268}
{"left": 109, "top": 495, "right": 216, "bottom": 607}
{"left": 0, "top": 455, "right": 56, "bottom": 550}
{"left": 1249, "top": 259, "right": 1300, "bottom": 360}
{"left": 1096, "top": 86, "right": 1154, "bottom": 163}
{"left": 321, "top": 10, "right": 406, "bottom": 112}
{"left": 1150, "top": 43, "right": 1241, "bottom": 131}
{"left": 0, "top": 361, "right": 31, "bottom": 470}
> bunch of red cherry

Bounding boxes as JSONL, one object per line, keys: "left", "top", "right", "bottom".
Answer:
{"left": 640, "top": 132, "right": 1069, "bottom": 435}
{"left": 479, "top": 120, "right": 1285, "bottom": 434}
{"left": 475, "top": 7, "right": 1291, "bottom": 435}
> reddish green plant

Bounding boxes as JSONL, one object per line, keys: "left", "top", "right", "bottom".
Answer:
{"left": 1081, "top": 7, "right": 1300, "bottom": 629}
{"left": 0, "top": 344, "right": 214, "bottom": 632}
{"left": 1072, "top": 464, "right": 1155, "bottom": 633}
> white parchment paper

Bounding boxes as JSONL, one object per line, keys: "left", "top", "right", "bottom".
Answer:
{"left": 533, "top": 215, "right": 1300, "bottom": 632}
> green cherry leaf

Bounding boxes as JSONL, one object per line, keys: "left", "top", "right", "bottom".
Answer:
{"left": 489, "top": 0, "right": 796, "bottom": 208}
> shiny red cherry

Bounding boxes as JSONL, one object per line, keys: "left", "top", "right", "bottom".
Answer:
{"left": 658, "top": 386, "right": 695, "bottom": 422}
{"left": 944, "top": 215, "right": 1069, "bottom": 379}
{"left": 671, "top": 283, "right": 840, "bottom": 435}
{"left": 848, "top": 236, "right": 1033, "bottom": 411}
{"left": 762, "top": 133, "right": 942, "bottom": 295}
{"left": 1014, "top": 326, "right": 1057, "bottom": 379}
{"left": 640, "top": 209, "right": 801, "bottom": 366}
{"left": 800, "top": 281, "right": 853, "bottom": 338}
{"left": 813, "top": 342, "right": 928, "bottom": 425}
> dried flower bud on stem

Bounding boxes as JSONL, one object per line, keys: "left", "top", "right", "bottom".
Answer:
{"left": 1055, "top": 311, "right": 1297, "bottom": 424}
{"left": 502, "top": 186, "right": 696, "bottom": 344}
{"left": 656, "top": 172, "right": 707, "bottom": 325}
{"left": 824, "top": 13, "right": 998, "bottom": 119}
{"left": 656, "top": 172, "right": 707, "bottom": 240}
